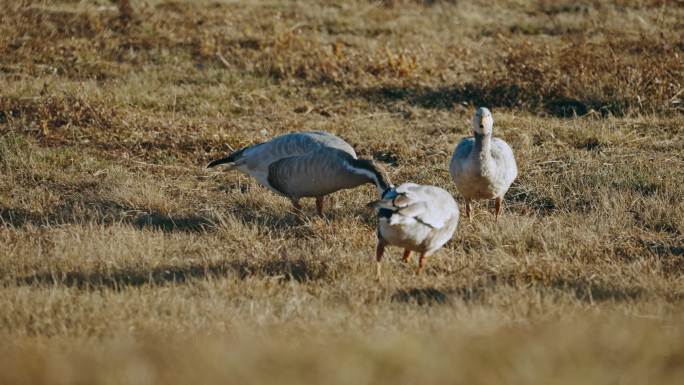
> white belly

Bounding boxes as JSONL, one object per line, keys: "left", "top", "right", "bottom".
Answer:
{"left": 378, "top": 219, "right": 432, "bottom": 252}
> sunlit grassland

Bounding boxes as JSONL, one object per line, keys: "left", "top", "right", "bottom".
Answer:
{"left": 1, "top": 0, "right": 683, "bottom": 384}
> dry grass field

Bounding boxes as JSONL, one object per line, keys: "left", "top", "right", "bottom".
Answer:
{"left": 1, "top": 0, "right": 684, "bottom": 383}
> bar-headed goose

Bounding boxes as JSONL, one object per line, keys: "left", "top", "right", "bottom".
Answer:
{"left": 207, "top": 131, "right": 393, "bottom": 215}
{"left": 368, "top": 183, "right": 459, "bottom": 278}
{"left": 449, "top": 107, "right": 517, "bottom": 221}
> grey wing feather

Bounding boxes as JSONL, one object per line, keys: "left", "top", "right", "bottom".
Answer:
{"left": 242, "top": 131, "right": 356, "bottom": 173}
{"left": 449, "top": 137, "right": 474, "bottom": 177}
{"left": 265, "top": 148, "right": 363, "bottom": 199}
{"left": 266, "top": 156, "right": 295, "bottom": 197}
{"left": 305, "top": 131, "right": 357, "bottom": 157}
{"left": 491, "top": 138, "right": 518, "bottom": 186}
{"left": 266, "top": 153, "right": 317, "bottom": 198}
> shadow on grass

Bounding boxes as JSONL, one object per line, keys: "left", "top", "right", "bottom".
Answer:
{"left": 352, "top": 83, "right": 516, "bottom": 111}
{"left": 392, "top": 286, "right": 485, "bottom": 306}
{"left": 16, "top": 258, "right": 330, "bottom": 290}
{"left": 228, "top": 207, "right": 317, "bottom": 237}
{"left": 0, "top": 207, "right": 44, "bottom": 227}
{"left": 351, "top": 83, "right": 615, "bottom": 117}
{"left": 505, "top": 184, "right": 558, "bottom": 216}
{"left": 392, "top": 276, "right": 649, "bottom": 306}
{"left": 0, "top": 202, "right": 220, "bottom": 233}
{"left": 0, "top": 200, "right": 316, "bottom": 235}
{"left": 644, "top": 241, "right": 684, "bottom": 257}
{"left": 550, "top": 278, "right": 645, "bottom": 302}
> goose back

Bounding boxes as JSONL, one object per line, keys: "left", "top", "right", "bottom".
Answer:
{"left": 374, "top": 183, "right": 459, "bottom": 255}
{"left": 208, "top": 131, "right": 358, "bottom": 193}
{"left": 241, "top": 131, "right": 356, "bottom": 173}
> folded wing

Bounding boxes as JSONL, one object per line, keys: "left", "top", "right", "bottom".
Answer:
{"left": 370, "top": 183, "right": 454, "bottom": 229}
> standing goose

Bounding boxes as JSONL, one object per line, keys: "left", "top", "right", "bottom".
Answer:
{"left": 368, "top": 183, "right": 459, "bottom": 278}
{"left": 449, "top": 107, "right": 517, "bottom": 221}
{"left": 207, "top": 131, "right": 393, "bottom": 215}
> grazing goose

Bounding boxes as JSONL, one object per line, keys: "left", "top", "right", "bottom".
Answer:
{"left": 368, "top": 183, "right": 459, "bottom": 278}
{"left": 449, "top": 107, "right": 517, "bottom": 221}
{"left": 207, "top": 131, "right": 393, "bottom": 215}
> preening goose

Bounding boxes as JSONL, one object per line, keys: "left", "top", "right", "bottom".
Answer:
{"left": 449, "top": 107, "right": 517, "bottom": 221}
{"left": 368, "top": 183, "right": 459, "bottom": 278}
{"left": 207, "top": 131, "right": 393, "bottom": 215}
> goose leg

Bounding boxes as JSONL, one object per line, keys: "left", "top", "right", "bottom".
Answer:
{"left": 375, "top": 239, "right": 386, "bottom": 280}
{"left": 315, "top": 196, "right": 325, "bottom": 216}
{"left": 416, "top": 253, "right": 426, "bottom": 275}
{"left": 465, "top": 199, "right": 472, "bottom": 221}
{"left": 401, "top": 249, "right": 411, "bottom": 263}
{"left": 494, "top": 197, "right": 502, "bottom": 222}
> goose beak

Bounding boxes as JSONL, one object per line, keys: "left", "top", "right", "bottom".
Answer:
{"left": 206, "top": 160, "right": 236, "bottom": 169}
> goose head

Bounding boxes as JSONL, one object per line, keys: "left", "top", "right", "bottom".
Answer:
{"left": 472, "top": 107, "right": 493, "bottom": 136}
{"left": 346, "top": 158, "right": 394, "bottom": 196}
{"left": 206, "top": 147, "right": 248, "bottom": 170}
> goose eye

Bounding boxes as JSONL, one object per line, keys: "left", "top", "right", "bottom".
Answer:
{"left": 479, "top": 124, "right": 484, "bottom": 128}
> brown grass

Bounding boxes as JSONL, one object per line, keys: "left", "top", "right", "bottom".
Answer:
{"left": 1, "top": 0, "right": 683, "bottom": 384}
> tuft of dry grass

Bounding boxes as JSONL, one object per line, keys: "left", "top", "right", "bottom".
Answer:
{"left": 1, "top": 0, "right": 683, "bottom": 383}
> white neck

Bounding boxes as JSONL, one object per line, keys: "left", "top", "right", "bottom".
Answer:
{"left": 473, "top": 132, "right": 494, "bottom": 169}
